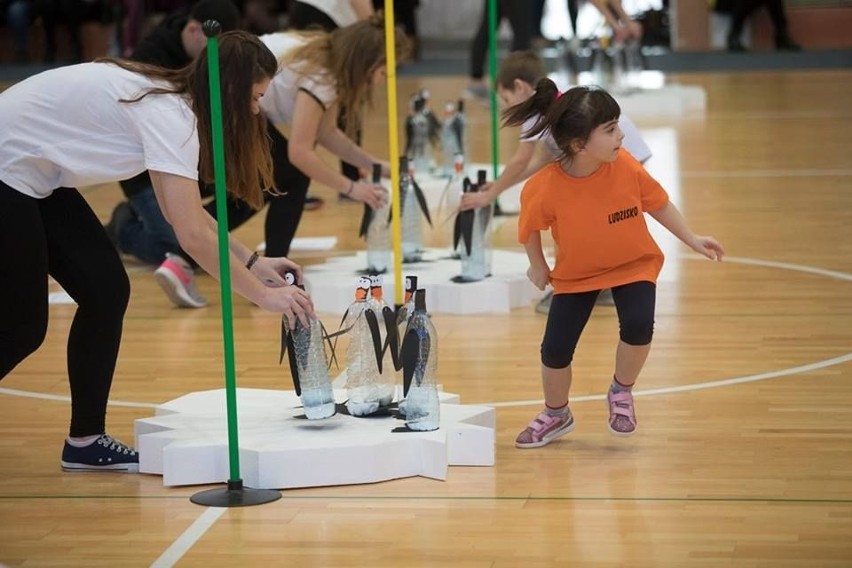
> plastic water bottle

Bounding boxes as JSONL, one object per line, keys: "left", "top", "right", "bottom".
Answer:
{"left": 343, "top": 277, "right": 382, "bottom": 416}
{"left": 395, "top": 275, "right": 418, "bottom": 416}
{"left": 403, "top": 289, "right": 440, "bottom": 431}
{"left": 366, "top": 275, "right": 395, "bottom": 409}
{"left": 406, "top": 97, "right": 431, "bottom": 175}
{"left": 441, "top": 100, "right": 466, "bottom": 178}
{"left": 285, "top": 287, "right": 335, "bottom": 420}
{"left": 400, "top": 157, "right": 422, "bottom": 263}
{"left": 459, "top": 170, "right": 492, "bottom": 282}
{"left": 365, "top": 163, "right": 391, "bottom": 273}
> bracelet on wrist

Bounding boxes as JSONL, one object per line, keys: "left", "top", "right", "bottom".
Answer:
{"left": 245, "top": 251, "right": 260, "bottom": 270}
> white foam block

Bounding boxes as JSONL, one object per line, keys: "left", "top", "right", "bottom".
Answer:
{"left": 134, "top": 388, "right": 495, "bottom": 489}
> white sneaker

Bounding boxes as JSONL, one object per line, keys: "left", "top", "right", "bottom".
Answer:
{"left": 154, "top": 253, "right": 207, "bottom": 308}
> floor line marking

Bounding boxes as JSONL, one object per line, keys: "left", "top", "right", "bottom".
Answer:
{"left": 149, "top": 506, "right": 226, "bottom": 568}
{"left": 483, "top": 352, "right": 852, "bottom": 408}
{"left": 3, "top": 255, "right": 850, "bottom": 410}
{"left": 0, "top": 387, "right": 157, "bottom": 408}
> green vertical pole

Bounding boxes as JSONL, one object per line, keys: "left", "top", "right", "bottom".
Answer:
{"left": 191, "top": 22, "right": 280, "bottom": 507}
{"left": 487, "top": 0, "right": 499, "bottom": 182}
{"left": 204, "top": 27, "right": 242, "bottom": 485}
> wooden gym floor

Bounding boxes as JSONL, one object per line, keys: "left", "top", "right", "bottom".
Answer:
{"left": 1, "top": 70, "right": 851, "bottom": 567}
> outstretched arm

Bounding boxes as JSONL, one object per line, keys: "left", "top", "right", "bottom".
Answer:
{"left": 288, "top": 92, "right": 387, "bottom": 209}
{"left": 460, "top": 140, "right": 541, "bottom": 211}
{"left": 648, "top": 201, "right": 725, "bottom": 261}
{"left": 150, "top": 170, "right": 315, "bottom": 325}
{"left": 588, "top": 0, "right": 642, "bottom": 41}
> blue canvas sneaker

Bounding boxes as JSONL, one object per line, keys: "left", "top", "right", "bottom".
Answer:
{"left": 61, "top": 434, "right": 139, "bottom": 472}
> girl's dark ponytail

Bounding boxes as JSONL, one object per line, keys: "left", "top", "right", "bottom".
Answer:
{"left": 502, "top": 77, "right": 560, "bottom": 136}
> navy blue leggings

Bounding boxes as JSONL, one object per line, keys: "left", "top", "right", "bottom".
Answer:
{"left": 0, "top": 182, "right": 129, "bottom": 437}
{"left": 541, "top": 281, "right": 656, "bottom": 369}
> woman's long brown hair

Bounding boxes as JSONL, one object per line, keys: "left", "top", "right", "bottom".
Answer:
{"left": 279, "top": 15, "right": 410, "bottom": 137}
{"left": 101, "top": 31, "right": 277, "bottom": 209}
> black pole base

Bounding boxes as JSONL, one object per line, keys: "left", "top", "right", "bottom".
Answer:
{"left": 190, "top": 479, "right": 281, "bottom": 507}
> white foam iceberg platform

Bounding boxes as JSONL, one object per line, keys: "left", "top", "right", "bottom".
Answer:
{"left": 135, "top": 388, "right": 495, "bottom": 489}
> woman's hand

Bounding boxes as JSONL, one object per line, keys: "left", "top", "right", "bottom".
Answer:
{"left": 349, "top": 180, "right": 388, "bottom": 209}
{"left": 526, "top": 263, "right": 551, "bottom": 291}
{"left": 249, "top": 256, "right": 304, "bottom": 287}
{"left": 257, "top": 285, "right": 316, "bottom": 329}
{"left": 459, "top": 184, "right": 495, "bottom": 211}
{"left": 689, "top": 235, "right": 725, "bottom": 261}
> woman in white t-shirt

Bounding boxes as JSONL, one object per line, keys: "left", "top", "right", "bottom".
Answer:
{"left": 0, "top": 31, "right": 315, "bottom": 473}
{"left": 256, "top": 17, "right": 404, "bottom": 224}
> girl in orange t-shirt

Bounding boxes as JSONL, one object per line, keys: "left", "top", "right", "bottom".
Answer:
{"left": 511, "top": 80, "right": 725, "bottom": 449}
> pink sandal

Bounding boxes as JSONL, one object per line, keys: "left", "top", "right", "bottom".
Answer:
{"left": 607, "top": 390, "right": 637, "bottom": 436}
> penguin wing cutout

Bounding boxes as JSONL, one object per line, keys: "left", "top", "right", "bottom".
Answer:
{"left": 452, "top": 117, "right": 463, "bottom": 151}
{"left": 400, "top": 327, "right": 418, "bottom": 397}
{"left": 401, "top": 327, "right": 431, "bottom": 397}
{"left": 280, "top": 318, "right": 303, "bottom": 396}
{"left": 479, "top": 202, "right": 492, "bottom": 235}
{"left": 363, "top": 308, "right": 384, "bottom": 374}
{"left": 358, "top": 204, "right": 373, "bottom": 239}
{"left": 405, "top": 117, "right": 414, "bottom": 155}
{"left": 426, "top": 111, "right": 441, "bottom": 144}
{"left": 411, "top": 178, "right": 433, "bottom": 227}
{"left": 319, "top": 320, "right": 340, "bottom": 371}
{"left": 381, "top": 305, "right": 401, "bottom": 372}
{"left": 453, "top": 209, "right": 474, "bottom": 257}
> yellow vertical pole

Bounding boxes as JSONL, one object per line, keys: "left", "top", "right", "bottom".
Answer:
{"left": 383, "top": 3, "right": 403, "bottom": 307}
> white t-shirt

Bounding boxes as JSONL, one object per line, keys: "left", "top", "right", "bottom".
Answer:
{"left": 0, "top": 62, "right": 199, "bottom": 199}
{"left": 259, "top": 32, "right": 338, "bottom": 126}
{"left": 295, "top": 0, "right": 359, "bottom": 27}
{"left": 521, "top": 113, "right": 652, "bottom": 164}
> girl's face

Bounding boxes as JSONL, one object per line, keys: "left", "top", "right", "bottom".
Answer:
{"left": 578, "top": 119, "right": 624, "bottom": 162}
{"left": 497, "top": 79, "right": 534, "bottom": 108}
{"left": 251, "top": 78, "right": 271, "bottom": 115}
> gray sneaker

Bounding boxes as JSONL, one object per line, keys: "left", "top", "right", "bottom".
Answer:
{"left": 535, "top": 290, "right": 553, "bottom": 315}
{"left": 463, "top": 82, "right": 490, "bottom": 106}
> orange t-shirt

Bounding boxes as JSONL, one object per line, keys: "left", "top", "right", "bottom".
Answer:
{"left": 518, "top": 150, "right": 669, "bottom": 293}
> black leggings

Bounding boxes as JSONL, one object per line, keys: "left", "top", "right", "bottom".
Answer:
{"left": 204, "top": 119, "right": 310, "bottom": 257}
{"left": 541, "top": 281, "right": 656, "bottom": 369}
{"left": 0, "top": 182, "right": 130, "bottom": 437}
{"left": 729, "top": 0, "right": 790, "bottom": 38}
{"left": 470, "top": 0, "right": 533, "bottom": 80}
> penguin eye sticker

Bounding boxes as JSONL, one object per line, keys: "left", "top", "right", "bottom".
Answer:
{"left": 284, "top": 272, "right": 296, "bottom": 286}
{"left": 405, "top": 277, "right": 412, "bottom": 289}
{"left": 359, "top": 276, "right": 372, "bottom": 289}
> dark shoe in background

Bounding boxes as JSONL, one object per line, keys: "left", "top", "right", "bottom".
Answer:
{"left": 104, "top": 201, "right": 134, "bottom": 247}
{"left": 775, "top": 34, "right": 802, "bottom": 51}
{"left": 727, "top": 36, "right": 747, "bottom": 52}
